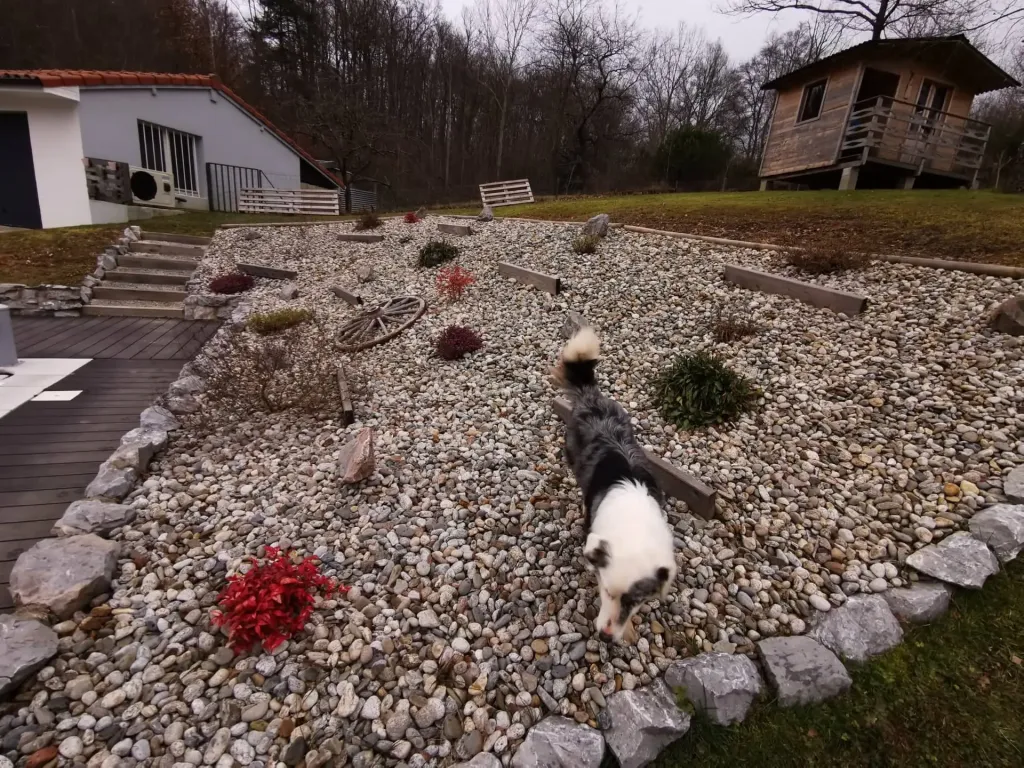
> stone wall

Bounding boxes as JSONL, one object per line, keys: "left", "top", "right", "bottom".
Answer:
{"left": 2, "top": 226, "right": 140, "bottom": 317}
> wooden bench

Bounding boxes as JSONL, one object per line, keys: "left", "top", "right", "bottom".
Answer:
{"left": 479, "top": 179, "right": 534, "bottom": 208}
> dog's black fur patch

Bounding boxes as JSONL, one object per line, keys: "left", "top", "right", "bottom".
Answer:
{"left": 586, "top": 539, "right": 610, "bottom": 568}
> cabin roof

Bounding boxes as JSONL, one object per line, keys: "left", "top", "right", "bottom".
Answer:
{"left": 762, "top": 35, "right": 1020, "bottom": 95}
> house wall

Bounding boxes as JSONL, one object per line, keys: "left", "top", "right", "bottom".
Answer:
{"left": 760, "top": 62, "right": 862, "bottom": 178}
{"left": 0, "top": 86, "right": 93, "bottom": 229}
{"left": 77, "top": 87, "right": 304, "bottom": 200}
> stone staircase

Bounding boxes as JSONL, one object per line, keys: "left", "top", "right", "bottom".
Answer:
{"left": 84, "top": 231, "right": 209, "bottom": 318}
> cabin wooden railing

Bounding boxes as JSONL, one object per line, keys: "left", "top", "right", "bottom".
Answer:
{"left": 840, "top": 95, "right": 991, "bottom": 180}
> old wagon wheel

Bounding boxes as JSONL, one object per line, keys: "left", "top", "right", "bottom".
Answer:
{"left": 337, "top": 295, "right": 427, "bottom": 352}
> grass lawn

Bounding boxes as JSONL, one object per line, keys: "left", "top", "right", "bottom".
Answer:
{"left": 642, "top": 560, "right": 1024, "bottom": 768}
{"left": 0, "top": 212, "right": 354, "bottom": 286}
{"left": 468, "top": 190, "right": 1024, "bottom": 266}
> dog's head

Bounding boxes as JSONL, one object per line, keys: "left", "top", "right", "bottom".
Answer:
{"left": 584, "top": 485, "right": 677, "bottom": 642}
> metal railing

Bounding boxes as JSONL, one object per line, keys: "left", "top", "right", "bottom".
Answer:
{"left": 840, "top": 95, "right": 991, "bottom": 179}
{"left": 206, "top": 163, "right": 275, "bottom": 212}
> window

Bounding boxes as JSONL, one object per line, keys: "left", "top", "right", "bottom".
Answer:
{"left": 797, "top": 79, "right": 828, "bottom": 123}
{"left": 137, "top": 121, "right": 200, "bottom": 196}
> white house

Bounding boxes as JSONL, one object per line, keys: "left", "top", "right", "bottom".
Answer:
{"left": 0, "top": 70, "right": 343, "bottom": 229}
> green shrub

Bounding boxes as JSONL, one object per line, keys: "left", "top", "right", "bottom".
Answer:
{"left": 573, "top": 235, "right": 600, "bottom": 254}
{"left": 712, "top": 309, "right": 759, "bottom": 343}
{"left": 418, "top": 240, "right": 459, "bottom": 268}
{"left": 653, "top": 351, "right": 758, "bottom": 429}
{"left": 248, "top": 308, "right": 313, "bottom": 335}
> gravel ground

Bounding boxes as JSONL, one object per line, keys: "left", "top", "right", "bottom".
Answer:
{"left": 5, "top": 216, "right": 1022, "bottom": 768}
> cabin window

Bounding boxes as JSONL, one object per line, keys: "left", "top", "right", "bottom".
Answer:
{"left": 797, "top": 79, "right": 828, "bottom": 123}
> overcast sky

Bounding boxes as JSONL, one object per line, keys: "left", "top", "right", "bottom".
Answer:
{"left": 437, "top": 0, "right": 814, "bottom": 59}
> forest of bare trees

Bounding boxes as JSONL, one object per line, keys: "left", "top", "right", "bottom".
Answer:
{"left": 1, "top": 0, "right": 1021, "bottom": 203}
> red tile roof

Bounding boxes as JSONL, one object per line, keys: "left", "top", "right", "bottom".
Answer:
{"left": 0, "top": 69, "right": 343, "bottom": 187}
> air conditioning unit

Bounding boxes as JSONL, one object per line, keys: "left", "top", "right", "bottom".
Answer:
{"left": 128, "top": 166, "right": 177, "bottom": 208}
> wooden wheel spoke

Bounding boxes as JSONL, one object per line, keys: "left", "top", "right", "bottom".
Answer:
{"left": 337, "top": 295, "right": 427, "bottom": 352}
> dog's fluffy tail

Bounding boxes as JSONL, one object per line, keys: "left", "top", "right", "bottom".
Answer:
{"left": 553, "top": 326, "right": 600, "bottom": 390}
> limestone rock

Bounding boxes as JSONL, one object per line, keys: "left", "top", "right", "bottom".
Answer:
{"left": 168, "top": 375, "right": 204, "bottom": 397}
{"left": 906, "top": 531, "right": 999, "bottom": 588}
{"left": 883, "top": 581, "right": 952, "bottom": 623}
{"left": 477, "top": 205, "right": 494, "bottom": 222}
{"left": 560, "top": 311, "right": 587, "bottom": 340}
{"left": 243, "top": 229, "right": 263, "bottom": 241}
{"left": 582, "top": 213, "right": 610, "bottom": 237}
{"left": 115, "top": 426, "right": 168, "bottom": 469}
{"left": 1005, "top": 467, "right": 1024, "bottom": 504}
{"left": 968, "top": 504, "right": 1024, "bottom": 563}
{"left": 757, "top": 636, "right": 852, "bottom": 707}
{"left": 664, "top": 652, "right": 762, "bottom": 726}
{"left": 354, "top": 263, "right": 375, "bottom": 284}
{"left": 808, "top": 594, "right": 903, "bottom": 663}
{"left": 415, "top": 207, "right": 427, "bottom": 219}
{"left": 85, "top": 462, "right": 138, "bottom": 501}
{"left": 140, "top": 405, "right": 180, "bottom": 432}
{"left": 454, "top": 755, "right": 501, "bottom": 768}
{"left": 10, "top": 535, "right": 119, "bottom": 619}
{"left": 510, "top": 715, "right": 605, "bottom": 768}
{"left": 167, "top": 394, "right": 200, "bottom": 415}
{"left": 53, "top": 500, "right": 135, "bottom": 537}
{"left": 0, "top": 615, "right": 59, "bottom": 699}
{"left": 279, "top": 283, "right": 299, "bottom": 300}
{"left": 338, "top": 428, "right": 374, "bottom": 484}
{"left": 601, "top": 679, "right": 690, "bottom": 768}
{"left": 122, "top": 226, "right": 140, "bottom": 242}
{"left": 989, "top": 294, "right": 1024, "bottom": 336}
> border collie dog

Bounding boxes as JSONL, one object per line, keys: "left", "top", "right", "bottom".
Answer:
{"left": 554, "top": 326, "right": 677, "bottom": 642}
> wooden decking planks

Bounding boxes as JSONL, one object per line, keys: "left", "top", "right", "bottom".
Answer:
{"left": 12, "top": 316, "right": 218, "bottom": 359}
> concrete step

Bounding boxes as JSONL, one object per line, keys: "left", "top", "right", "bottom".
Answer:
{"left": 83, "top": 300, "right": 183, "bottom": 318}
{"left": 118, "top": 253, "right": 198, "bottom": 271}
{"left": 141, "top": 231, "right": 212, "bottom": 247}
{"left": 130, "top": 240, "right": 205, "bottom": 258}
{"left": 104, "top": 268, "right": 190, "bottom": 286}
{"left": 93, "top": 284, "right": 187, "bottom": 303}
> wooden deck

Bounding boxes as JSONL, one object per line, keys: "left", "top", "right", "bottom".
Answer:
{"left": 0, "top": 317, "right": 217, "bottom": 610}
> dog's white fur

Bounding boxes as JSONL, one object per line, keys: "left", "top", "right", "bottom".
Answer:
{"left": 562, "top": 325, "right": 600, "bottom": 363}
{"left": 585, "top": 482, "right": 677, "bottom": 640}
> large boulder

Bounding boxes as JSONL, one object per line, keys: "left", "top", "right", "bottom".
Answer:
{"left": 757, "top": 636, "right": 851, "bottom": 707}
{"left": 0, "top": 615, "right": 59, "bottom": 699}
{"left": 168, "top": 375, "right": 204, "bottom": 398}
{"left": 906, "top": 531, "right": 999, "bottom": 589}
{"left": 601, "top": 679, "right": 690, "bottom": 768}
{"left": 10, "top": 535, "right": 119, "bottom": 619}
{"left": 1005, "top": 466, "right": 1024, "bottom": 504}
{"left": 989, "top": 294, "right": 1024, "bottom": 336}
{"left": 115, "top": 426, "right": 168, "bottom": 469}
{"left": 338, "top": 428, "right": 374, "bottom": 484}
{"left": 582, "top": 214, "right": 610, "bottom": 237}
{"left": 968, "top": 504, "right": 1024, "bottom": 563}
{"left": 52, "top": 500, "right": 135, "bottom": 538}
{"left": 560, "top": 311, "right": 587, "bottom": 341}
{"left": 808, "top": 594, "right": 903, "bottom": 663}
{"left": 663, "top": 652, "right": 762, "bottom": 726}
{"left": 477, "top": 205, "right": 494, "bottom": 222}
{"left": 510, "top": 716, "right": 605, "bottom": 768}
{"left": 84, "top": 462, "right": 138, "bottom": 501}
{"left": 882, "top": 581, "right": 952, "bottom": 623}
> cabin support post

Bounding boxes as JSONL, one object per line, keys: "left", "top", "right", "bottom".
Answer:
{"left": 899, "top": 175, "right": 916, "bottom": 190}
{"left": 838, "top": 166, "right": 860, "bottom": 191}
{"left": 759, "top": 179, "right": 769, "bottom": 191}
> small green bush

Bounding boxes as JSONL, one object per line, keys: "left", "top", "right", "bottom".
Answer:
{"left": 712, "top": 310, "right": 759, "bottom": 343}
{"left": 248, "top": 308, "right": 313, "bottom": 335}
{"left": 573, "top": 234, "right": 600, "bottom": 255}
{"left": 419, "top": 240, "right": 459, "bottom": 268}
{"left": 653, "top": 351, "right": 758, "bottom": 429}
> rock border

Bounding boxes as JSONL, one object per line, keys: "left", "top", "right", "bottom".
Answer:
{"left": 0, "top": 226, "right": 139, "bottom": 317}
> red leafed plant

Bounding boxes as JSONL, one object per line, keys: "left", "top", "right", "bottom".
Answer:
{"left": 404, "top": 211, "right": 419, "bottom": 224}
{"left": 209, "top": 272, "right": 255, "bottom": 295}
{"left": 436, "top": 324, "right": 483, "bottom": 360}
{"left": 435, "top": 265, "right": 476, "bottom": 302}
{"left": 212, "top": 547, "right": 346, "bottom": 653}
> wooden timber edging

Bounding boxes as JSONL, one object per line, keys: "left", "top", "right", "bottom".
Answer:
{"left": 551, "top": 397, "right": 717, "bottom": 519}
{"left": 724, "top": 264, "right": 869, "bottom": 316}
{"left": 237, "top": 262, "right": 298, "bottom": 280}
{"left": 337, "top": 233, "right": 385, "bottom": 243}
{"left": 330, "top": 286, "right": 364, "bottom": 306}
{"left": 496, "top": 262, "right": 561, "bottom": 295}
{"left": 437, "top": 223, "right": 473, "bottom": 237}
{"left": 622, "top": 224, "right": 1024, "bottom": 279}
{"left": 337, "top": 366, "right": 355, "bottom": 426}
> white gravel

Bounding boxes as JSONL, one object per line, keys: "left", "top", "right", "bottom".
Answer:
{"left": 5, "top": 216, "right": 1022, "bottom": 768}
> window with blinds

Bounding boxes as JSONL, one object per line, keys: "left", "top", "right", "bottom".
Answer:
{"left": 137, "top": 121, "right": 201, "bottom": 196}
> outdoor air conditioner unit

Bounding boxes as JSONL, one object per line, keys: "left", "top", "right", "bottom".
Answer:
{"left": 128, "top": 166, "right": 177, "bottom": 208}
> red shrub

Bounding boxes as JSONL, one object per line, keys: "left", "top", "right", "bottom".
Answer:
{"left": 435, "top": 265, "right": 476, "bottom": 302}
{"left": 404, "top": 211, "right": 419, "bottom": 224}
{"left": 436, "top": 324, "right": 483, "bottom": 360}
{"left": 212, "top": 547, "right": 346, "bottom": 653}
{"left": 209, "top": 273, "right": 255, "bottom": 295}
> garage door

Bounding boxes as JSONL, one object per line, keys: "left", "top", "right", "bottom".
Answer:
{"left": 0, "top": 112, "right": 42, "bottom": 229}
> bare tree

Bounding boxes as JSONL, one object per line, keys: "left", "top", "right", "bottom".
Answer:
{"left": 467, "top": 0, "right": 541, "bottom": 178}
